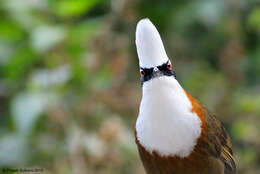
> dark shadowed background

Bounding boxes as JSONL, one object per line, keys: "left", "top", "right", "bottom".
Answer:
{"left": 0, "top": 0, "right": 260, "bottom": 173}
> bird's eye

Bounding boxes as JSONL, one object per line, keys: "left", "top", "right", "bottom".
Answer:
{"left": 166, "top": 61, "right": 172, "bottom": 70}
{"left": 140, "top": 69, "right": 145, "bottom": 76}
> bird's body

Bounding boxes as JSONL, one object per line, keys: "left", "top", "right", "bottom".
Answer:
{"left": 135, "top": 19, "right": 236, "bottom": 174}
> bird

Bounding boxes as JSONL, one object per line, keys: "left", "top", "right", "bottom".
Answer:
{"left": 134, "top": 18, "right": 237, "bottom": 174}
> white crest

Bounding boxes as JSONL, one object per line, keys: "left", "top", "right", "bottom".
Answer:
{"left": 136, "top": 18, "right": 168, "bottom": 68}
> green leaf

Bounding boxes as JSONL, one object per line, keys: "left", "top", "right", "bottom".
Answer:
{"left": 247, "top": 7, "right": 260, "bottom": 31}
{"left": 4, "top": 46, "right": 37, "bottom": 81}
{"left": 0, "top": 19, "right": 25, "bottom": 42}
{"left": 48, "top": 0, "right": 103, "bottom": 18}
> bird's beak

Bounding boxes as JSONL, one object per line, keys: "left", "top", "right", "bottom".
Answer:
{"left": 153, "top": 67, "right": 163, "bottom": 78}
{"left": 153, "top": 67, "right": 159, "bottom": 72}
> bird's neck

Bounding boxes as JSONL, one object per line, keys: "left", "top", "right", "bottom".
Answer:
{"left": 136, "top": 76, "right": 202, "bottom": 157}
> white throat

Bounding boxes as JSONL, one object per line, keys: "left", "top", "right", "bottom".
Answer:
{"left": 136, "top": 76, "right": 202, "bottom": 157}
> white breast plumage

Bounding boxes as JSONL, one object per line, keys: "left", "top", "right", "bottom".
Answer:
{"left": 135, "top": 76, "right": 202, "bottom": 158}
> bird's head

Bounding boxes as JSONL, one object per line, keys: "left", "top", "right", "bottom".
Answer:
{"left": 135, "top": 18, "right": 176, "bottom": 85}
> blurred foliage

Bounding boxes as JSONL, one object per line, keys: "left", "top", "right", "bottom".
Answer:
{"left": 0, "top": 0, "right": 260, "bottom": 174}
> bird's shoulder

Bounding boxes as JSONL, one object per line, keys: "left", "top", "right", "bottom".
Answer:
{"left": 189, "top": 95, "right": 237, "bottom": 174}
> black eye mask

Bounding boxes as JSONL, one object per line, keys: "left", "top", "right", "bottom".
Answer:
{"left": 140, "top": 60, "right": 176, "bottom": 85}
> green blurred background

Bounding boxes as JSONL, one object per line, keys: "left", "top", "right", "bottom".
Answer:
{"left": 0, "top": 0, "right": 260, "bottom": 173}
